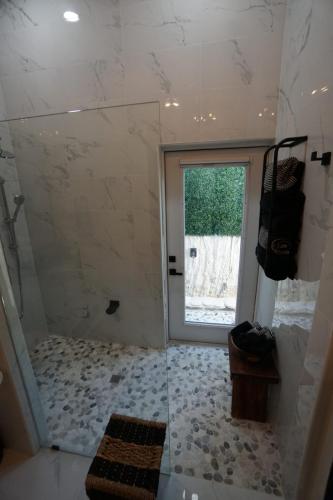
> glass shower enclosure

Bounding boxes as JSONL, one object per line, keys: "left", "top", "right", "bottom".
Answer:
{"left": 0, "top": 102, "right": 170, "bottom": 472}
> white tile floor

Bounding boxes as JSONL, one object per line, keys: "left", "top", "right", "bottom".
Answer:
{"left": 0, "top": 449, "right": 284, "bottom": 500}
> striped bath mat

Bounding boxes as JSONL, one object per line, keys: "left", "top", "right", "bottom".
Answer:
{"left": 86, "top": 414, "right": 167, "bottom": 500}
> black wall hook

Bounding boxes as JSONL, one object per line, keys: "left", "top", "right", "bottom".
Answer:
{"left": 311, "top": 151, "right": 331, "bottom": 166}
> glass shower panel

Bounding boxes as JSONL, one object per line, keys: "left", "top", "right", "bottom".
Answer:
{"left": 0, "top": 103, "right": 170, "bottom": 473}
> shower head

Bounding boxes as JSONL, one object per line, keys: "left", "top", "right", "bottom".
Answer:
{"left": 14, "top": 194, "right": 25, "bottom": 206}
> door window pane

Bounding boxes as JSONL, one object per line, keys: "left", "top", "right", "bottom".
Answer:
{"left": 184, "top": 165, "right": 246, "bottom": 325}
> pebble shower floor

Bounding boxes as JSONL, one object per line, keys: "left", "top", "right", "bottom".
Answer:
{"left": 31, "top": 336, "right": 283, "bottom": 496}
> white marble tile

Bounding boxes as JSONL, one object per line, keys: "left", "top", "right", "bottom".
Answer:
{"left": 0, "top": 61, "right": 125, "bottom": 119}
{"left": 123, "top": 45, "right": 201, "bottom": 102}
{"left": 160, "top": 92, "right": 202, "bottom": 143}
{"left": 120, "top": 0, "right": 197, "bottom": 52}
{"left": 4, "top": 102, "right": 164, "bottom": 348}
{"left": 0, "top": 448, "right": 283, "bottom": 500}
{"left": 159, "top": 472, "right": 283, "bottom": 500}
{"left": 201, "top": 34, "right": 282, "bottom": 91}
{"left": 0, "top": 23, "right": 121, "bottom": 79}
{"left": 0, "top": 0, "right": 285, "bottom": 145}
{"left": 0, "top": 449, "right": 90, "bottom": 500}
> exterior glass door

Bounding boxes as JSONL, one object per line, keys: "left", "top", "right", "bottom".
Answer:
{"left": 165, "top": 148, "right": 263, "bottom": 344}
{"left": 184, "top": 165, "right": 245, "bottom": 327}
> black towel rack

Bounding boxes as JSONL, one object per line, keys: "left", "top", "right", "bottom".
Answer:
{"left": 257, "top": 135, "right": 308, "bottom": 280}
{"left": 261, "top": 135, "right": 308, "bottom": 201}
{"left": 260, "top": 135, "right": 308, "bottom": 235}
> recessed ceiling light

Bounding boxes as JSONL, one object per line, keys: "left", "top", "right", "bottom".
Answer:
{"left": 164, "top": 101, "right": 171, "bottom": 108}
{"left": 321, "top": 86, "right": 329, "bottom": 93}
{"left": 258, "top": 112, "right": 263, "bottom": 117}
{"left": 172, "top": 101, "right": 179, "bottom": 107}
{"left": 63, "top": 11, "right": 80, "bottom": 22}
{"left": 311, "top": 89, "right": 318, "bottom": 95}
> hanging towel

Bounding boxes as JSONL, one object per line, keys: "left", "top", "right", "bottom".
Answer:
{"left": 264, "top": 156, "right": 303, "bottom": 192}
{"left": 256, "top": 156, "right": 305, "bottom": 281}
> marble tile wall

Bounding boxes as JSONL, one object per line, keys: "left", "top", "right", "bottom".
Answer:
{"left": 257, "top": 0, "right": 333, "bottom": 498}
{"left": 6, "top": 102, "right": 165, "bottom": 348}
{"left": 0, "top": 0, "right": 287, "bottom": 349}
{"left": 0, "top": 0, "right": 286, "bottom": 143}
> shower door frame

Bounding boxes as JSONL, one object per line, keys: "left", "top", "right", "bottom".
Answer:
{"left": 159, "top": 139, "right": 274, "bottom": 345}
{"left": 0, "top": 237, "right": 48, "bottom": 450}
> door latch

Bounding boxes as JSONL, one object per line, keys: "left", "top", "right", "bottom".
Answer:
{"left": 169, "top": 268, "right": 183, "bottom": 276}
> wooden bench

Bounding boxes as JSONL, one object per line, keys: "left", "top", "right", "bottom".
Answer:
{"left": 228, "top": 334, "right": 279, "bottom": 422}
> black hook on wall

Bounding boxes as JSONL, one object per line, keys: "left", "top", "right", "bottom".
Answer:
{"left": 310, "top": 151, "right": 331, "bottom": 166}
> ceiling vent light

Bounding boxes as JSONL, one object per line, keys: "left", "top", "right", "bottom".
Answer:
{"left": 64, "top": 11, "right": 80, "bottom": 22}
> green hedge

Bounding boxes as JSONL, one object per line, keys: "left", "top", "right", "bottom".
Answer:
{"left": 184, "top": 166, "right": 245, "bottom": 236}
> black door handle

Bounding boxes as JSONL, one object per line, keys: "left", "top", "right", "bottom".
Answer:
{"left": 169, "top": 268, "right": 183, "bottom": 276}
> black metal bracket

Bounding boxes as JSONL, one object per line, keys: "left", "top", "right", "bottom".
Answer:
{"left": 311, "top": 151, "right": 331, "bottom": 166}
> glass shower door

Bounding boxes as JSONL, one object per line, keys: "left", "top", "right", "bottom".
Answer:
{"left": 0, "top": 102, "right": 170, "bottom": 473}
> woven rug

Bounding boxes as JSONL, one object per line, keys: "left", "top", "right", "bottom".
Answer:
{"left": 86, "top": 414, "right": 167, "bottom": 500}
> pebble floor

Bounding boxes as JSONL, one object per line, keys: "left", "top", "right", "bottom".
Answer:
{"left": 31, "top": 336, "right": 283, "bottom": 496}
{"left": 168, "top": 344, "right": 283, "bottom": 496}
{"left": 31, "top": 335, "right": 170, "bottom": 472}
{"left": 185, "top": 308, "right": 235, "bottom": 324}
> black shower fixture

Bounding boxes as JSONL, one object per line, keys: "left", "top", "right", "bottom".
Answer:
{"left": 106, "top": 300, "right": 120, "bottom": 315}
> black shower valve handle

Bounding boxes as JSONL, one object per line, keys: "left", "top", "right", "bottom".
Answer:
{"left": 106, "top": 300, "right": 120, "bottom": 315}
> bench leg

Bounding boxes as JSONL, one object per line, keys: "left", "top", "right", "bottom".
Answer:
{"left": 231, "top": 376, "right": 268, "bottom": 422}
